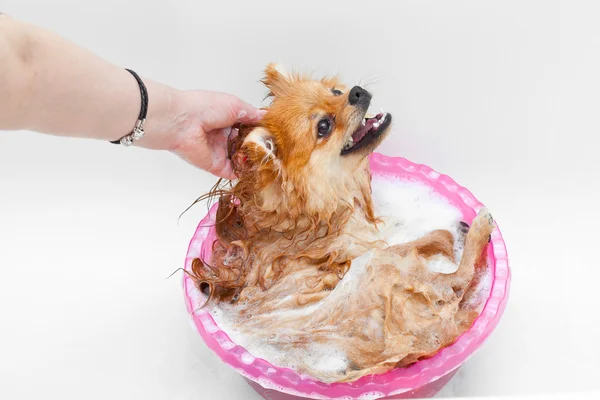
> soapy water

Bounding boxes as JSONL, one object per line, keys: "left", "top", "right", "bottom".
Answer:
{"left": 370, "top": 175, "right": 464, "bottom": 259}
{"left": 210, "top": 250, "right": 377, "bottom": 377}
{"left": 208, "top": 176, "right": 492, "bottom": 379}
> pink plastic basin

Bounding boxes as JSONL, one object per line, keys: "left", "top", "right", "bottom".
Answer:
{"left": 182, "top": 153, "right": 511, "bottom": 399}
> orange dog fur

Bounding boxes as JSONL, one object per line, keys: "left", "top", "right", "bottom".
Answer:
{"left": 189, "top": 64, "right": 494, "bottom": 383}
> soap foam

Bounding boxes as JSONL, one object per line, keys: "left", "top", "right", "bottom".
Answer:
{"left": 211, "top": 252, "right": 375, "bottom": 377}
{"left": 370, "top": 175, "right": 462, "bottom": 248}
{"left": 209, "top": 176, "right": 491, "bottom": 378}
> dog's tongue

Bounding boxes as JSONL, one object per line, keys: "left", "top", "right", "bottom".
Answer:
{"left": 352, "top": 118, "right": 376, "bottom": 142}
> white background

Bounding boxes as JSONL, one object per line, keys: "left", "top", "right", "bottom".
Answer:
{"left": 1, "top": 1, "right": 599, "bottom": 399}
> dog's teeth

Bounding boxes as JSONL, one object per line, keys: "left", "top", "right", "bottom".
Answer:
{"left": 343, "top": 137, "right": 354, "bottom": 150}
{"left": 373, "top": 122, "right": 380, "bottom": 129}
{"left": 361, "top": 119, "right": 366, "bottom": 126}
{"left": 365, "top": 113, "right": 375, "bottom": 119}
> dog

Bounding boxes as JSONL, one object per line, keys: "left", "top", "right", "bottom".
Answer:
{"left": 189, "top": 64, "right": 494, "bottom": 383}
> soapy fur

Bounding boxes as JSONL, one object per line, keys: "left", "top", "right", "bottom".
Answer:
{"left": 188, "top": 64, "right": 493, "bottom": 383}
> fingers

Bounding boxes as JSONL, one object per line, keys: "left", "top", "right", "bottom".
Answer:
{"left": 206, "top": 127, "right": 238, "bottom": 180}
{"left": 214, "top": 161, "right": 237, "bottom": 181}
{"left": 188, "top": 126, "right": 238, "bottom": 180}
{"left": 201, "top": 92, "right": 266, "bottom": 131}
{"left": 234, "top": 102, "right": 267, "bottom": 125}
{"left": 175, "top": 144, "right": 237, "bottom": 181}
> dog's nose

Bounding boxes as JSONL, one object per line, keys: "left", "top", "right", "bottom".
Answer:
{"left": 348, "top": 86, "right": 372, "bottom": 107}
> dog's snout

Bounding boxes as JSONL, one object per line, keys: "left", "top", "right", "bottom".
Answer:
{"left": 348, "top": 86, "right": 372, "bottom": 107}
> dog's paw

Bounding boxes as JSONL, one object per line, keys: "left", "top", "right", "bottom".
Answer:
{"left": 480, "top": 208, "right": 494, "bottom": 226}
{"left": 470, "top": 208, "right": 494, "bottom": 241}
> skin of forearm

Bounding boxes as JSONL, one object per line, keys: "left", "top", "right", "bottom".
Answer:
{"left": 0, "top": 15, "right": 179, "bottom": 148}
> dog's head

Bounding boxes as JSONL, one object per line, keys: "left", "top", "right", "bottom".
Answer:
{"left": 243, "top": 64, "right": 391, "bottom": 169}
{"left": 230, "top": 64, "right": 392, "bottom": 226}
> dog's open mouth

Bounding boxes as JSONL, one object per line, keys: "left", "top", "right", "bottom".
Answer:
{"left": 341, "top": 112, "right": 392, "bottom": 156}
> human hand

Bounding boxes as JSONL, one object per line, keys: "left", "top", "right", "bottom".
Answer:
{"left": 140, "top": 86, "right": 265, "bottom": 180}
{"left": 171, "top": 90, "right": 265, "bottom": 180}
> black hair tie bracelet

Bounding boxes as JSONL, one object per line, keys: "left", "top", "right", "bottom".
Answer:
{"left": 110, "top": 69, "right": 148, "bottom": 146}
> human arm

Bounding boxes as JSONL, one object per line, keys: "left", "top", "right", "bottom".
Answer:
{"left": 0, "top": 14, "right": 263, "bottom": 179}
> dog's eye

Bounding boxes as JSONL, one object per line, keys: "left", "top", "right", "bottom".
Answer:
{"left": 331, "top": 88, "right": 343, "bottom": 96}
{"left": 317, "top": 118, "right": 332, "bottom": 137}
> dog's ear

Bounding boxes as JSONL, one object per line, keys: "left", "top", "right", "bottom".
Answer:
{"left": 242, "top": 127, "right": 280, "bottom": 172}
{"left": 262, "top": 63, "right": 292, "bottom": 98}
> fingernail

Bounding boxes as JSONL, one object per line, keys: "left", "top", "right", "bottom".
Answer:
{"left": 237, "top": 110, "right": 248, "bottom": 120}
{"left": 254, "top": 109, "right": 267, "bottom": 120}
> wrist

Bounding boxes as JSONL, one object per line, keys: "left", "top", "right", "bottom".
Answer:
{"left": 131, "top": 80, "right": 185, "bottom": 151}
